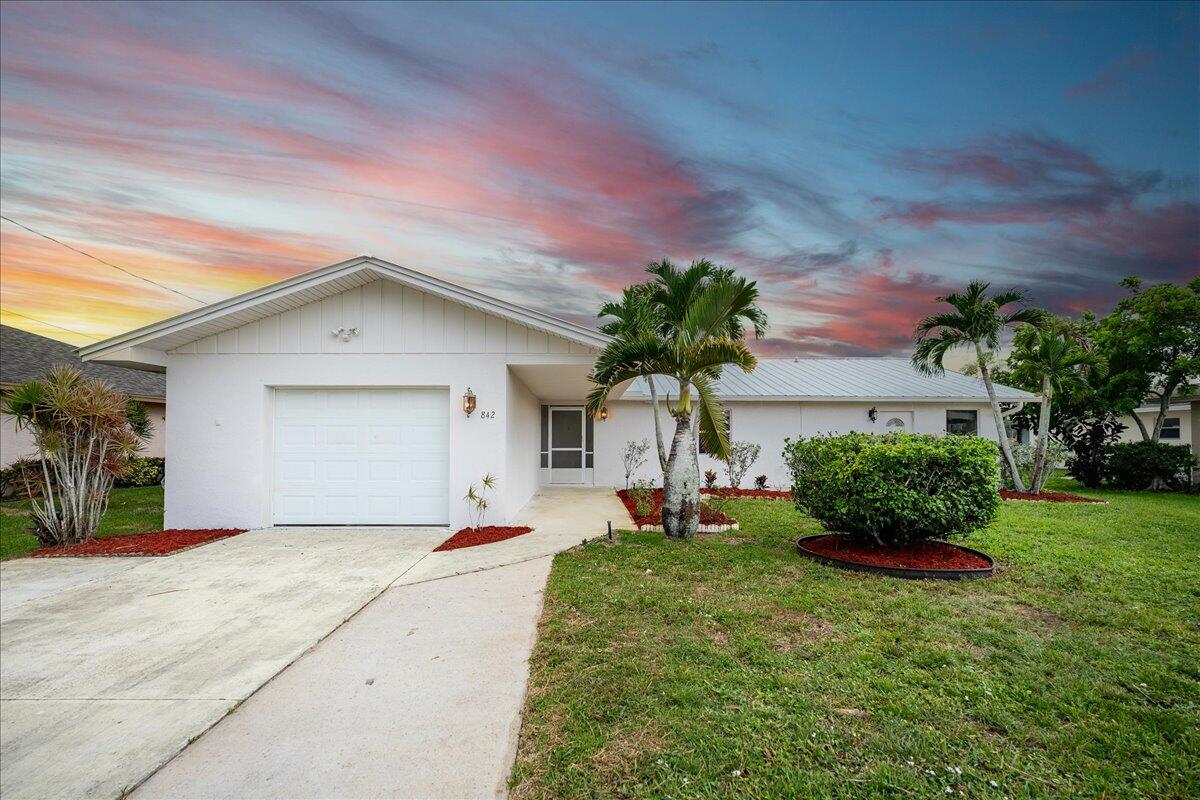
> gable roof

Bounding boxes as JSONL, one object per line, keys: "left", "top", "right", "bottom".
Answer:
{"left": 621, "top": 358, "right": 1035, "bottom": 402}
{"left": 79, "top": 256, "right": 609, "bottom": 365}
{"left": 1, "top": 325, "right": 165, "bottom": 400}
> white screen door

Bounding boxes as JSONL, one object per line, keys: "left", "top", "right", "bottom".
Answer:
{"left": 549, "top": 407, "right": 585, "bottom": 484}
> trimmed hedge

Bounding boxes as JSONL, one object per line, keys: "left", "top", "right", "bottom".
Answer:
{"left": 1102, "top": 441, "right": 1194, "bottom": 491}
{"left": 115, "top": 457, "right": 165, "bottom": 488}
{"left": 783, "top": 432, "right": 1001, "bottom": 547}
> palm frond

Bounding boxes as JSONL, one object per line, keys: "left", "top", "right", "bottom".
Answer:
{"left": 693, "top": 373, "right": 730, "bottom": 460}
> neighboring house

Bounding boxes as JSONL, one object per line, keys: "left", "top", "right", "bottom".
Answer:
{"left": 1116, "top": 403, "right": 1193, "bottom": 446}
{"left": 79, "top": 256, "right": 1034, "bottom": 531}
{"left": 1, "top": 325, "right": 166, "bottom": 467}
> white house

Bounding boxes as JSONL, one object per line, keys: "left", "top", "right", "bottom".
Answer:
{"left": 79, "top": 256, "right": 1035, "bottom": 531}
{"left": 1116, "top": 403, "right": 1193, "bottom": 446}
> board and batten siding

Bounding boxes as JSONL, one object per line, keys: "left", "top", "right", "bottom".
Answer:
{"left": 167, "top": 280, "right": 594, "bottom": 356}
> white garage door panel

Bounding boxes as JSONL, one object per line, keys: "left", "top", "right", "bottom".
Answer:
{"left": 273, "top": 389, "right": 449, "bottom": 525}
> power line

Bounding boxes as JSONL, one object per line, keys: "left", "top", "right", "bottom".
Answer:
{"left": 0, "top": 307, "right": 103, "bottom": 341}
{"left": 0, "top": 214, "right": 206, "bottom": 304}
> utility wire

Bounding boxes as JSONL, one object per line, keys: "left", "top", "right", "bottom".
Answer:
{"left": 0, "top": 307, "right": 103, "bottom": 340}
{"left": 0, "top": 214, "right": 206, "bottom": 304}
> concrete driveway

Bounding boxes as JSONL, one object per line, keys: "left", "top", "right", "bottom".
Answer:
{"left": 0, "top": 527, "right": 446, "bottom": 800}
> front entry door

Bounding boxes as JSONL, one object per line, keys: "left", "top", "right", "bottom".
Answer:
{"left": 549, "top": 406, "right": 586, "bottom": 484}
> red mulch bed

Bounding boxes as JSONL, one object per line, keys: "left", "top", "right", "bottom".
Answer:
{"left": 31, "top": 529, "right": 246, "bottom": 558}
{"left": 702, "top": 487, "right": 791, "bottom": 500}
{"left": 616, "top": 489, "right": 737, "bottom": 529}
{"left": 1000, "top": 489, "right": 1104, "bottom": 504}
{"left": 434, "top": 526, "right": 533, "bottom": 552}
{"left": 800, "top": 534, "right": 991, "bottom": 571}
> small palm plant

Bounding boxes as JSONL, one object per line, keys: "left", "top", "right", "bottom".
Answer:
{"left": 2, "top": 365, "right": 150, "bottom": 546}
{"left": 912, "top": 281, "right": 1046, "bottom": 493}
{"left": 463, "top": 473, "right": 497, "bottom": 530}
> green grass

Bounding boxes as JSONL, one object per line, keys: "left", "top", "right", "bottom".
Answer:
{"left": 511, "top": 478, "right": 1200, "bottom": 799}
{"left": 0, "top": 485, "right": 164, "bottom": 560}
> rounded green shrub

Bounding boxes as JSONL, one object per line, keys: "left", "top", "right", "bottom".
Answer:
{"left": 115, "top": 456, "right": 165, "bottom": 488}
{"left": 1101, "top": 441, "right": 1194, "bottom": 490}
{"left": 783, "top": 432, "right": 1001, "bottom": 547}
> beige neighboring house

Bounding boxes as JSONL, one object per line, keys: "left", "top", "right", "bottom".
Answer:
{"left": 1116, "top": 402, "right": 1194, "bottom": 446}
{"left": 1, "top": 324, "right": 166, "bottom": 467}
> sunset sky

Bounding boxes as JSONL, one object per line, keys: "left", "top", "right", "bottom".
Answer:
{"left": 1, "top": 1, "right": 1197, "bottom": 354}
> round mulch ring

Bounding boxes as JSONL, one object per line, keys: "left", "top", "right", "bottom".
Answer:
{"left": 796, "top": 534, "right": 995, "bottom": 580}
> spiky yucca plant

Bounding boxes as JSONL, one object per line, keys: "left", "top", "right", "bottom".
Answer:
{"left": 2, "top": 365, "right": 149, "bottom": 546}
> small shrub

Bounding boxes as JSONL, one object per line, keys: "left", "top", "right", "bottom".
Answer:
{"left": 703, "top": 469, "right": 718, "bottom": 489}
{"left": 629, "top": 479, "right": 656, "bottom": 517}
{"left": 1102, "top": 441, "right": 1194, "bottom": 490}
{"left": 0, "top": 457, "right": 49, "bottom": 499}
{"left": 620, "top": 439, "right": 650, "bottom": 490}
{"left": 753, "top": 474, "right": 768, "bottom": 490}
{"left": 783, "top": 432, "right": 1001, "bottom": 547}
{"left": 1059, "top": 416, "right": 1125, "bottom": 488}
{"left": 115, "top": 457, "right": 165, "bottom": 488}
{"left": 1004, "top": 440, "right": 1069, "bottom": 491}
{"left": 723, "top": 441, "right": 761, "bottom": 488}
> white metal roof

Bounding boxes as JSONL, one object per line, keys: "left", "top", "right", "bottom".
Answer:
{"left": 78, "top": 256, "right": 610, "bottom": 366}
{"left": 620, "top": 358, "right": 1035, "bottom": 402}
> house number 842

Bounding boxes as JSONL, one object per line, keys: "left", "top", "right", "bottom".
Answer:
{"left": 478, "top": 410, "right": 497, "bottom": 421}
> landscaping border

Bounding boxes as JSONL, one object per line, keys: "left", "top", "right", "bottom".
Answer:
{"left": 795, "top": 535, "right": 995, "bottom": 580}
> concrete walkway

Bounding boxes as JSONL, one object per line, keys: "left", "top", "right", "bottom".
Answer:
{"left": 136, "top": 557, "right": 553, "bottom": 799}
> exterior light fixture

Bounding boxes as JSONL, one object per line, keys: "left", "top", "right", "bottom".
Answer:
{"left": 868, "top": 406, "right": 877, "bottom": 423}
{"left": 463, "top": 387, "right": 477, "bottom": 417}
{"left": 598, "top": 406, "right": 609, "bottom": 421}
{"left": 331, "top": 326, "right": 360, "bottom": 342}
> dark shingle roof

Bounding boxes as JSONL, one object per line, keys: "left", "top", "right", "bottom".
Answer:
{"left": 1, "top": 325, "right": 165, "bottom": 400}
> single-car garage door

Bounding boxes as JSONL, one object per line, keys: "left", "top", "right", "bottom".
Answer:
{"left": 273, "top": 388, "right": 449, "bottom": 525}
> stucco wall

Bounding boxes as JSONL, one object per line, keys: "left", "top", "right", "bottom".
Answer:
{"left": 2, "top": 401, "right": 165, "bottom": 467}
{"left": 504, "top": 370, "right": 541, "bottom": 520}
{"left": 593, "top": 399, "right": 999, "bottom": 489}
{"left": 163, "top": 354, "right": 517, "bottom": 530}
{"left": 1116, "top": 409, "right": 1192, "bottom": 445}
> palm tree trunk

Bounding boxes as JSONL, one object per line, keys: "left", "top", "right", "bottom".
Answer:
{"left": 662, "top": 411, "right": 700, "bottom": 540}
{"left": 976, "top": 343, "right": 1027, "bottom": 492}
{"left": 647, "top": 378, "right": 668, "bottom": 474}
{"left": 1029, "top": 378, "right": 1052, "bottom": 494}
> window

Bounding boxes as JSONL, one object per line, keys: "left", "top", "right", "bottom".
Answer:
{"left": 699, "top": 409, "right": 731, "bottom": 455}
{"left": 946, "top": 409, "right": 978, "bottom": 436}
{"left": 1161, "top": 417, "right": 1181, "bottom": 440}
{"left": 885, "top": 416, "right": 906, "bottom": 431}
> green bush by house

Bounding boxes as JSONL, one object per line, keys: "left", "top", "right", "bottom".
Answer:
{"left": 115, "top": 457, "right": 165, "bottom": 488}
{"left": 783, "top": 432, "right": 1001, "bottom": 547}
{"left": 1102, "top": 441, "right": 1194, "bottom": 491}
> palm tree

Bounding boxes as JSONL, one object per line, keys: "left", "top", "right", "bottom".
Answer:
{"left": 1009, "top": 328, "right": 1104, "bottom": 493}
{"left": 589, "top": 259, "right": 766, "bottom": 539}
{"left": 912, "top": 281, "right": 1047, "bottom": 493}
{"left": 597, "top": 284, "right": 669, "bottom": 473}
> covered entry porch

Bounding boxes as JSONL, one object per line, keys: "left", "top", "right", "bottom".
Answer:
{"left": 508, "top": 362, "right": 612, "bottom": 488}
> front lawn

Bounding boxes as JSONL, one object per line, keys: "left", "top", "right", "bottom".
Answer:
{"left": 0, "top": 485, "right": 164, "bottom": 560}
{"left": 511, "top": 478, "right": 1199, "bottom": 798}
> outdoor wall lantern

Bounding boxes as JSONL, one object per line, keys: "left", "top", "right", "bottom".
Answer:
{"left": 868, "top": 406, "right": 878, "bottom": 423}
{"left": 463, "top": 387, "right": 477, "bottom": 417}
{"left": 597, "top": 406, "right": 609, "bottom": 421}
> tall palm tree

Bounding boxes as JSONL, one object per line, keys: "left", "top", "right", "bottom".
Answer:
{"left": 1009, "top": 328, "right": 1104, "bottom": 493}
{"left": 912, "top": 281, "right": 1047, "bottom": 493}
{"left": 589, "top": 259, "right": 766, "bottom": 539}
